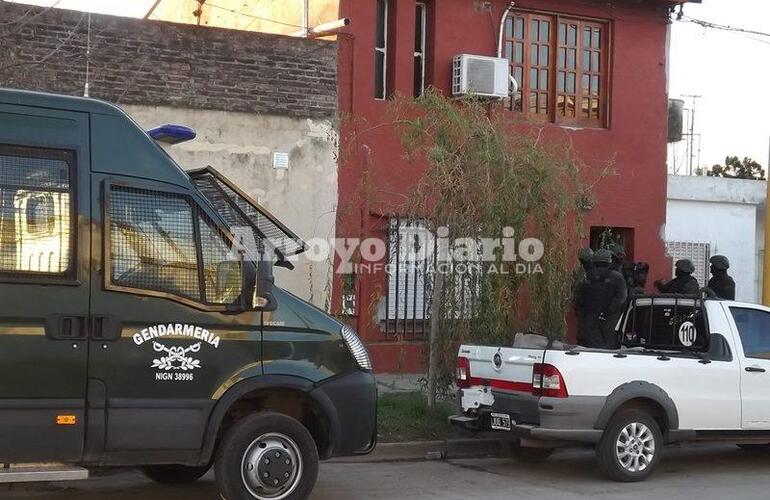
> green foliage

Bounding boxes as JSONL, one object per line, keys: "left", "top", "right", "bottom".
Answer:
{"left": 390, "top": 89, "right": 601, "bottom": 391}
{"left": 377, "top": 392, "right": 460, "bottom": 442}
{"left": 709, "top": 156, "right": 766, "bottom": 180}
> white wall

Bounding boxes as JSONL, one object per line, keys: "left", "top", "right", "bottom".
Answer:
{"left": 666, "top": 175, "right": 766, "bottom": 303}
{"left": 124, "top": 105, "right": 338, "bottom": 310}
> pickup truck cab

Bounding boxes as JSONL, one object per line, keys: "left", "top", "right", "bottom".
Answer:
{"left": 451, "top": 294, "right": 770, "bottom": 481}
{"left": 0, "top": 89, "right": 376, "bottom": 500}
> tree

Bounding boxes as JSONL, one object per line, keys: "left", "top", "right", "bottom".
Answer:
{"left": 388, "top": 90, "right": 607, "bottom": 402}
{"left": 709, "top": 156, "right": 766, "bottom": 180}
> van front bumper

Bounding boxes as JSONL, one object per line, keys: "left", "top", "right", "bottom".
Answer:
{"left": 312, "top": 370, "right": 377, "bottom": 457}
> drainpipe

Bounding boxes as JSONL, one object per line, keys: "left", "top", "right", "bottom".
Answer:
{"left": 497, "top": 1, "right": 516, "bottom": 58}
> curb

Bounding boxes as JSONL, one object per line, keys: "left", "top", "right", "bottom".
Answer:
{"left": 329, "top": 438, "right": 504, "bottom": 463}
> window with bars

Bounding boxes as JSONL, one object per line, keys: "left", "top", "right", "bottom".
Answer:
{"left": 665, "top": 241, "right": 711, "bottom": 287}
{"left": 504, "top": 11, "right": 608, "bottom": 127}
{"left": 375, "top": 0, "right": 389, "bottom": 100}
{"left": 107, "top": 184, "right": 243, "bottom": 306}
{"left": 0, "top": 145, "right": 74, "bottom": 280}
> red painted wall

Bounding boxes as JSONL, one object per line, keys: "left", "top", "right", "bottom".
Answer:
{"left": 335, "top": 0, "right": 674, "bottom": 373}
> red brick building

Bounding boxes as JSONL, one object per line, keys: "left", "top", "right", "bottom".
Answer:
{"left": 333, "top": 0, "right": 697, "bottom": 373}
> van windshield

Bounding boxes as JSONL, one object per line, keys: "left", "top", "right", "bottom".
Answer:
{"left": 188, "top": 167, "right": 306, "bottom": 263}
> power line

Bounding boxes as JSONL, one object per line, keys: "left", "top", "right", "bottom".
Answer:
{"left": 681, "top": 15, "right": 770, "bottom": 39}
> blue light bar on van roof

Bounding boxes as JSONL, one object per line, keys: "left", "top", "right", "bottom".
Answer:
{"left": 147, "top": 124, "right": 196, "bottom": 144}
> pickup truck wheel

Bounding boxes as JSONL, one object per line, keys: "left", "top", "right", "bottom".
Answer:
{"left": 507, "top": 441, "right": 554, "bottom": 463}
{"left": 596, "top": 410, "right": 663, "bottom": 482}
{"left": 215, "top": 412, "right": 319, "bottom": 500}
{"left": 141, "top": 464, "right": 211, "bottom": 484}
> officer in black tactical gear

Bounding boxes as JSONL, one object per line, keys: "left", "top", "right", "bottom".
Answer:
{"left": 708, "top": 255, "right": 735, "bottom": 300}
{"left": 654, "top": 259, "right": 700, "bottom": 295}
{"left": 576, "top": 249, "right": 628, "bottom": 349}
{"left": 608, "top": 242, "right": 626, "bottom": 274}
{"left": 573, "top": 248, "right": 595, "bottom": 347}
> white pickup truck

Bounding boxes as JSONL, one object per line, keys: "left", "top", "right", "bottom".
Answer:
{"left": 450, "top": 295, "right": 770, "bottom": 481}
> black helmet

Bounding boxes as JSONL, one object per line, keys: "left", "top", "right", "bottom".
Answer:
{"left": 675, "top": 259, "right": 695, "bottom": 274}
{"left": 608, "top": 242, "right": 626, "bottom": 258}
{"left": 710, "top": 255, "right": 730, "bottom": 271}
{"left": 578, "top": 247, "right": 594, "bottom": 263}
{"left": 593, "top": 249, "right": 613, "bottom": 265}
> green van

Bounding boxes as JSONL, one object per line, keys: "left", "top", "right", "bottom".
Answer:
{"left": 0, "top": 88, "right": 376, "bottom": 500}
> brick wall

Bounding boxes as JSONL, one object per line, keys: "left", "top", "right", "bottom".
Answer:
{"left": 0, "top": 2, "right": 337, "bottom": 118}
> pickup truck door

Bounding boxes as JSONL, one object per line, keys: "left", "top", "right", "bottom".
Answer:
{"left": 726, "top": 305, "right": 770, "bottom": 429}
{"left": 0, "top": 105, "right": 91, "bottom": 461}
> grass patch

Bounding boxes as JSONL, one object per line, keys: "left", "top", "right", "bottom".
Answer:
{"left": 378, "top": 392, "right": 466, "bottom": 443}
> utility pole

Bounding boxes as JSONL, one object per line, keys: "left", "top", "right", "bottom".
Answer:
{"left": 682, "top": 94, "right": 701, "bottom": 175}
{"left": 302, "top": 0, "right": 309, "bottom": 37}
{"left": 764, "top": 136, "right": 770, "bottom": 305}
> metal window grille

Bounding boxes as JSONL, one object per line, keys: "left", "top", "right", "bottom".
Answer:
{"left": 0, "top": 145, "right": 73, "bottom": 279}
{"left": 665, "top": 241, "right": 711, "bottom": 286}
{"left": 191, "top": 168, "right": 305, "bottom": 260}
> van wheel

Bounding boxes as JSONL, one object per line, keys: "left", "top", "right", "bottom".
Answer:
{"left": 596, "top": 409, "right": 663, "bottom": 482}
{"left": 215, "top": 412, "right": 319, "bottom": 500}
{"left": 142, "top": 464, "right": 210, "bottom": 484}
{"left": 507, "top": 441, "right": 554, "bottom": 463}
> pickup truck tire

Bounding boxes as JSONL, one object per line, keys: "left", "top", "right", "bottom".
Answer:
{"left": 507, "top": 441, "right": 554, "bottom": 463}
{"left": 141, "top": 464, "right": 211, "bottom": 484}
{"left": 215, "top": 412, "right": 319, "bottom": 500}
{"left": 596, "top": 409, "right": 663, "bottom": 482}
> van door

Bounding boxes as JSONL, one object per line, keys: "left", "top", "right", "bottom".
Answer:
{"left": 86, "top": 175, "right": 261, "bottom": 457}
{"left": 726, "top": 305, "right": 770, "bottom": 429}
{"left": 0, "top": 105, "right": 90, "bottom": 461}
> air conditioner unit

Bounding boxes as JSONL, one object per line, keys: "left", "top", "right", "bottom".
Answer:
{"left": 452, "top": 54, "right": 510, "bottom": 99}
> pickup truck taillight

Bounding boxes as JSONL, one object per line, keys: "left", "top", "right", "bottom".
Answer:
{"left": 532, "top": 363, "right": 568, "bottom": 398}
{"left": 456, "top": 356, "right": 471, "bottom": 388}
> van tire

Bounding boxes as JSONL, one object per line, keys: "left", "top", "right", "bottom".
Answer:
{"left": 215, "top": 412, "right": 319, "bottom": 500}
{"left": 507, "top": 441, "right": 554, "bottom": 463}
{"left": 142, "top": 464, "right": 211, "bottom": 484}
{"left": 596, "top": 409, "right": 663, "bottom": 482}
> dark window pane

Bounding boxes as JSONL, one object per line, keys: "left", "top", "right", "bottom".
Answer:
{"left": 505, "top": 17, "right": 513, "bottom": 39}
{"left": 591, "top": 75, "right": 600, "bottom": 95}
{"left": 375, "top": 50, "right": 385, "bottom": 99}
{"left": 592, "top": 29, "right": 601, "bottom": 49}
{"left": 514, "top": 66, "right": 523, "bottom": 86}
{"left": 514, "top": 17, "right": 525, "bottom": 39}
{"left": 414, "top": 55, "right": 424, "bottom": 97}
{"left": 414, "top": 3, "right": 424, "bottom": 53}
{"left": 557, "top": 71, "right": 565, "bottom": 92}
{"left": 540, "top": 69, "right": 549, "bottom": 91}
{"left": 582, "top": 97, "right": 590, "bottom": 119}
{"left": 558, "top": 48, "right": 566, "bottom": 68}
{"left": 541, "top": 21, "right": 550, "bottom": 42}
{"left": 538, "top": 93, "right": 548, "bottom": 114}
{"left": 531, "top": 43, "right": 539, "bottom": 65}
{"left": 567, "top": 49, "right": 576, "bottom": 70}
{"left": 529, "top": 92, "right": 537, "bottom": 113}
{"left": 592, "top": 52, "right": 600, "bottom": 72}
{"left": 583, "top": 50, "right": 591, "bottom": 71}
{"left": 505, "top": 41, "right": 513, "bottom": 61}
{"left": 731, "top": 308, "right": 770, "bottom": 359}
{"left": 592, "top": 99, "right": 600, "bottom": 119}
{"left": 376, "top": 0, "right": 387, "bottom": 48}
{"left": 514, "top": 91, "right": 523, "bottom": 111}
{"left": 531, "top": 20, "right": 540, "bottom": 41}
{"left": 568, "top": 24, "right": 577, "bottom": 46}
{"left": 540, "top": 45, "right": 549, "bottom": 66}
{"left": 582, "top": 74, "right": 590, "bottom": 92}
{"left": 567, "top": 72, "right": 575, "bottom": 93}
{"left": 515, "top": 42, "right": 523, "bottom": 64}
{"left": 559, "top": 23, "right": 567, "bottom": 44}
{"left": 557, "top": 94, "right": 566, "bottom": 116}
{"left": 583, "top": 27, "right": 591, "bottom": 48}
{"left": 530, "top": 68, "right": 538, "bottom": 89}
{"left": 566, "top": 95, "right": 575, "bottom": 117}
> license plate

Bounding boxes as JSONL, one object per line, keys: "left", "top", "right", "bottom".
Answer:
{"left": 490, "top": 412, "right": 512, "bottom": 431}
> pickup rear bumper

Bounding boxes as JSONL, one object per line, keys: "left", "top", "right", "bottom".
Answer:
{"left": 450, "top": 390, "right": 606, "bottom": 444}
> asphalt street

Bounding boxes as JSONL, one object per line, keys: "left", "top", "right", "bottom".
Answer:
{"left": 3, "top": 443, "right": 770, "bottom": 499}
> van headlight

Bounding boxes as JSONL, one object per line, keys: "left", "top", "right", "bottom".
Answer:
{"left": 341, "top": 325, "right": 372, "bottom": 371}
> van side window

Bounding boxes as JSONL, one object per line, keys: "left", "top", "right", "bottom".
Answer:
{"left": 730, "top": 307, "right": 770, "bottom": 360}
{"left": 0, "top": 145, "right": 74, "bottom": 279}
{"left": 107, "top": 185, "right": 243, "bottom": 306}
